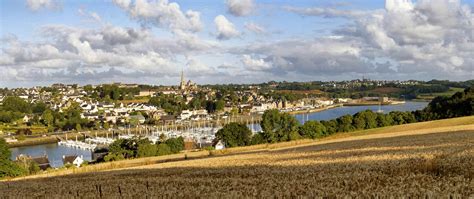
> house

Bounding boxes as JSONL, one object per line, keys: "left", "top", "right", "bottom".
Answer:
{"left": 31, "top": 155, "right": 51, "bottom": 170}
{"left": 22, "top": 115, "right": 30, "bottom": 123}
{"left": 213, "top": 140, "right": 225, "bottom": 150}
{"left": 63, "top": 155, "right": 84, "bottom": 167}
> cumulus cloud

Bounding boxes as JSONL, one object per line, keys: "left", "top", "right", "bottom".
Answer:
{"left": 235, "top": 37, "right": 373, "bottom": 75}
{"left": 26, "top": 0, "right": 61, "bottom": 11}
{"left": 112, "top": 0, "right": 202, "bottom": 32}
{"left": 226, "top": 0, "right": 255, "bottom": 17}
{"left": 0, "top": 23, "right": 220, "bottom": 85}
{"left": 214, "top": 15, "right": 240, "bottom": 40}
{"left": 244, "top": 22, "right": 265, "bottom": 34}
{"left": 241, "top": 55, "right": 272, "bottom": 71}
{"left": 283, "top": 0, "right": 474, "bottom": 77}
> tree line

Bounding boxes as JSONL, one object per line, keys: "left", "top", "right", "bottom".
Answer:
{"left": 103, "top": 136, "right": 185, "bottom": 162}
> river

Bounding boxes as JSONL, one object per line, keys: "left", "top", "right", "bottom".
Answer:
{"left": 10, "top": 143, "right": 93, "bottom": 168}
{"left": 294, "top": 101, "right": 429, "bottom": 123}
{"left": 10, "top": 101, "right": 428, "bottom": 167}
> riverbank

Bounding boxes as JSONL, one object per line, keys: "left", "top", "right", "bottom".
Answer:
{"left": 343, "top": 100, "right": 405, "bottom": 106}
{"left": 7, "top": 130, "right": 114, "bottom": 148}
{"left": 286, "top": 104, "right": 343, "bottom": 115}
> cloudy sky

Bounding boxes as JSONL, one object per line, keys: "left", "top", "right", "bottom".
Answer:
{"left": 1, "top": 0, "right": 473, "bottom": 87}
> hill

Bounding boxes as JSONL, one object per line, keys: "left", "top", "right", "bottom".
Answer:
{"left": 1, "top": 116, "right": 474, "bottom": 197}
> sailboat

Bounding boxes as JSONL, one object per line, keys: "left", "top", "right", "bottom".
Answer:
{"left": 377, "top": 101, "right": 384, "bottom": 113}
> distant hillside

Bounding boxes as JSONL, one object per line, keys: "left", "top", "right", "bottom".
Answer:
{"left": 415, "top": 86, "right": 474, "bottom": 121}
{"left": 2, "top": 116, "right": 474, "bottom": 198}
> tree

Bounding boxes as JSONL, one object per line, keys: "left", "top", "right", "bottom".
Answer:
{"left": 260, "top": 109, "right": 300, "bottom": 143}
{"left": 321, "top": 119, "right": 338, "bottom": 135}
{"left": 353, "top": 110, "right": 377, "bottom": 130}
{"left": 215, "top": 123, "right": 252, "bottom": 147}
{"left": 32, "top": 102, "right": 47, "bottom": 114}
{"left": 250, "top": 133, "right": 265, "bottom": 145}
{"left": 216, "top": 100, "right": 225, "bottom": 112}
{"left": 376, "top": 113, "right": 392, "bottom": 127}
{"left": 137, "top": 142, "right": 157, "bottom": 158}
{"left": 156, "top": 143, "right": 172, "bottom": 156}
{"left": 337, "top": 115, "right": 354, "bottom": 132}
{"left": 298, "top": 121, "right": 327, "bottom": 139}
{"left": 165, "top": 137, "right": 185, "bottom": 153}
{"left": 0, "top": 138, "right": 26, "bottom": 178}
{"left": 2, "top": 96, "right": 31, "bottom": 113}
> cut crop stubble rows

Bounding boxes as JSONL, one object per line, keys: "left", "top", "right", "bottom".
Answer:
{"left": 1, "top": 126, "right": 473, "bottom": 198}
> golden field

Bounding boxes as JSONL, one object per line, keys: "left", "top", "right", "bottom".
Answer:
{"left": 1, "top": 116, "right": 474, "bottom": 198}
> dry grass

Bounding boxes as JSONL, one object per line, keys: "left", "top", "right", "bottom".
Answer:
{"left": 1, "top": 117, "right": 474, "bottom": 198}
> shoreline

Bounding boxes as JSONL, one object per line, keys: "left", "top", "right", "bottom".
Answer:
{"left": 343, "top": 100, "right": 406, "bottom": 106}
{"left": 286, "top": 104, "right": 343, "bottom": 115}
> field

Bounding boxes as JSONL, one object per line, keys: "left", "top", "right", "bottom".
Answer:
{"left": 1, "top": 116, "right": 474, "bottom": 197}
{"left": 417, "top": 87, "right": 465, "bottom": 100}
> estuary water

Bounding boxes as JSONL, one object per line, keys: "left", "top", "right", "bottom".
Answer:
{"left": 10, "top": 143, "right": 93, "bottom": 168}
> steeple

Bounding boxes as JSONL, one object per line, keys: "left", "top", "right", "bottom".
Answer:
{"left": 180, "top": 69, "right": 186, "bottom": 90}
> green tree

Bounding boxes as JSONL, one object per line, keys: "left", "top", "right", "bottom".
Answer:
{"left": 215, "top": 123, "right": 252, "bottom": 147}
{"left": 156, "top": 143, "right": 172, "bottom": 156}
{"left": 164, "top": 137, "right": 185, "bottom": 153}
{"left": 337, "top": 115, "right": 354, "bottom": 132}
{"left": 260, "top": 109, "right": 300, "bottom": 143}
{"left": 321, "top": 120, "right": 337, "bottom": 135}
{"left": 298, "top": 120, "right": 327, "bottom": 139}
{"left": 137, "top": 142, "right": 157, "bottom": 158}
{"left": 2, "top": 96, "right": 31, "bottom": 113}
{"left": 376, "top": 113, "right": 392, "bottom": 127}
{"left": 32, "top": 102, "right": 47, "bottom": 114}
{"left": 353, "top": 110, "right": 377, "bottom": 130}
{"left": 0, "top": 138, "right": 26, "bottom": 178}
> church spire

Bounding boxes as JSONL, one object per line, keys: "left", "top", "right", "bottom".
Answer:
{"left": 180, "top": 69, "right": 186, "bottom": 90}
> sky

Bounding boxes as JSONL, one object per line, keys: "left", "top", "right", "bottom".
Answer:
{"left": 1, "top": 0, "right": 473, "bottom": 88}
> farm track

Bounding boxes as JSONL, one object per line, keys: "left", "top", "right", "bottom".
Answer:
{"left": 1, "top": 118, "right": 474, "bottom": 198}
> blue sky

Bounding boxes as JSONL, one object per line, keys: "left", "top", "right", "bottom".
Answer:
{"left": 1, "top": 0, "right": 473, "bottom": 87}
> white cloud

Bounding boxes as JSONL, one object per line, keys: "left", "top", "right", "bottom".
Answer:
{"left": 226, "top": 0, "right": 255, "bottom": 17}
{"left": 284, "top": 0, "right": 474, "bottom": 77}
{"left": 0, "top": 23, "right": 219, "bottom": 84}
{"left": 26, "top": 0, "right": 61, "bottom": 11}
{"left": 214, "top": 15, "right": 240, "bottom": 40}
{"left": 244, "top": 22, "right": 265, "bottom": 34}
{"left": 241, "top": 55, "right": 272, "bottom": 71}
{"left": 285, "top": 6, "right": 369, "bottom": 18}
{"left": 78, "top": 8, "right": 102, "bottom": 23}
{"left": 112, "top": 0, "right": 202, "bottom": 33}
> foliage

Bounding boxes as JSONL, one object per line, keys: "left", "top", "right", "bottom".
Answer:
{"left": 0, "top": 138, "right": 26, "bottom": 178}
{"left": 298, "top": 121, "right": 326, "bottom": 139}
{"left": 164, "top": 137, "right": 185, "bottom": 153}
{"left": 137, "top": 142, "right": 158, "bottom": 158}
{"left": 415, "top": 86, "right": 473, "bottom": 121}
{"left": 261, "top": 109, "right": 300, "bottom": 143}
{"left": 156, "top": 143, "right": 172, "bottom": 156}
{"left": 215, "top": 123, "right": 252, "bottom": 147}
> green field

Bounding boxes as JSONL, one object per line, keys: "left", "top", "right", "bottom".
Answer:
{"left": 417, "top": 87, "right": 465, "bottom": 100}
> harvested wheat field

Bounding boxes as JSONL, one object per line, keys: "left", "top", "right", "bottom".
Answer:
{"left": 2, "top": 118, "right": 474, "bottom": 198}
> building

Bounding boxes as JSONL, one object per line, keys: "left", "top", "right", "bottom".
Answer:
{"left": 63, "top": 155, "right": 84, "bottom": 167}
{"left": 213, "top": 140, "right": 225, "bottom": 150}
{"left": 31, "top": 155, "right": 51, "bottom": 170}
{"left": 179, "top": 70, "right": 197, "bottom": 91}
